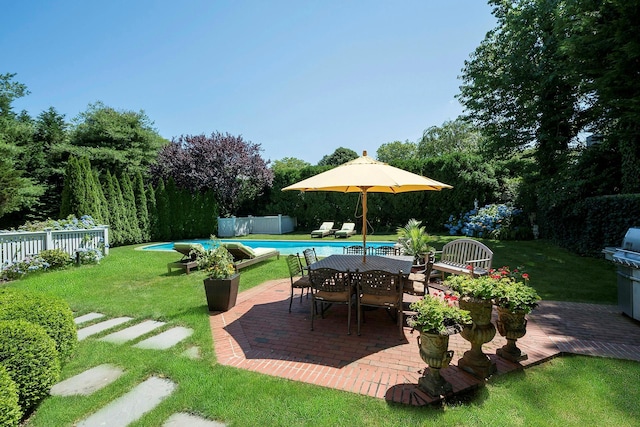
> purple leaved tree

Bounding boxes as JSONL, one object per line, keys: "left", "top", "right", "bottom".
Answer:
{"left": 151, "top": 132, "right": 273, "bottom": 216}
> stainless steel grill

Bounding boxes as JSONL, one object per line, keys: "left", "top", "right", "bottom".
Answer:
{"left": 604, "top": 227, "right": 640, "bottom": 320}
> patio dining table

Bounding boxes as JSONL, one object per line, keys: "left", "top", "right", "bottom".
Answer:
{"left": 310, "top": 254, "right": 414, "bottom": 275}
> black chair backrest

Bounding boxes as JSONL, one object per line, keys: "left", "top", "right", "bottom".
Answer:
{"left": 372, "top": 246, "right": 398, "bottom": 256}
{"left": 309, "top": 268, "right": 351, "bottom": 293}
{"left": 303, "top": 248, "right": 318, "bottom": 266}
{"left": 286, "top": 254, "right": 304, "bottom": 277}
{"left": 358, "top": 269, "right": 402, "bottom": 297}
{"left": 343, "top": 245, "right": 364, "bottom": 254}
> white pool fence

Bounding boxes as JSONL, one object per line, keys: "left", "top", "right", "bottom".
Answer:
{"left": 217, "top": 215, "right": 296, "bottom": 237}
{"left": 1, "top": 226, "right": 109, "bottom": 266}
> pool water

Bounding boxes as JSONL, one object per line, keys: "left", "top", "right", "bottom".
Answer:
{"left": 142, "top": 239, "right": 395, "bottom": 257}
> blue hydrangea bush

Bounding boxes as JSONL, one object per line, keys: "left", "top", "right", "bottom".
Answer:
{"left": 445, "top": 204, "right": 523, "bottom": 240}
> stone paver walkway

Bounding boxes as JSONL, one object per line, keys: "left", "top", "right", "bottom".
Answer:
{"left": 77, "top": 317, "right": 133, "bottom": 340}
{"left": 53, "top": 314, "right": 223, "bottom": 426}
{"left": 50, "top": 364, "right": 124, "bottom": 396}
{"left": 74, "top": 312, "right": 105, "bottom": 325}
{"left": 76, "top": 376, "right": 176, "bottom": 427}
{"left": 99, "top": 319, "right": 166, "bottom": 344}
{"left": 134, "top": 326, "right": 194, "bottom": 350}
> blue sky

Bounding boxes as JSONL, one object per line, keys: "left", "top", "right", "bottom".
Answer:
{"left": 3, "top": 1, "right": 496, "bottom": 164}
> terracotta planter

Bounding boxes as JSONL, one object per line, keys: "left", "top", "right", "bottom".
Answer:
{"left": 496, "top": 307, "right": 528, "bottom": 362}
{"left": 203, "top": 273, "right": 240, "bottom": 312}
{"left": 458, "top": 297, "right": 497, "bottom": 379}
{"left": 417, "top": 329, "right": 456, "bottom": 396}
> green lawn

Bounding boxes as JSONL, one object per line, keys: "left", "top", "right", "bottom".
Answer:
{"left": 8, "top": 236, "right": 638, "bottom": 426}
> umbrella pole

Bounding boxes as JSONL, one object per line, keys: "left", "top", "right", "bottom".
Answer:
{"left": 362, "top": 190, "right": 367, "bottom": 263}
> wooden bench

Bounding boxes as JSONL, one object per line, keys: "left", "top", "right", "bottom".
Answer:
{"left": 432, "top": 238, "right": 493, "bottom": 279}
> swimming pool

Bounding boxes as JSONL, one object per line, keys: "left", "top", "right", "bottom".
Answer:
{"left": 142, "top": 239, "right": 396, "bottom": 257}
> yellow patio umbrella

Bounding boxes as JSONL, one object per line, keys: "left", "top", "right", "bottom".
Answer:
{"left": 282, "top": 151, "right": 452, "bottom": 262}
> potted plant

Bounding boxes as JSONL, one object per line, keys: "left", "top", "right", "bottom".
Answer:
{"left": 492, "top": 266, "right": 540, "bottom": 362}
{"left": 443, "top": 274, "right": 500, "bottom": 378}
{"left": 196, "top": 241, "right": 239, "bottom": 312}
{"left": 407, "top": 293, "right": 471, "bottom": 396}
{"left": 396, "top": 219, "right": 435, "bottom": 268}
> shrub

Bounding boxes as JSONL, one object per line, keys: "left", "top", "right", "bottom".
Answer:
{"left": 0, "top": 365, "right": 21, "bottom": 427}
{"left": 76, "top": 247, "right": 104, "bottom": 264}
{"left": 0, "top": 320, "right": 60, "bottom": 412}
{"left": 445, "top": 203, "right": 524, "bottom": 239}
{"left": 0, "top": 256, "right": 50, "bottom": 281}
{"left": 39, "top": 249, "right": 72, "bottom": 270}
{"left": 0, "top": 288, "right": 77, "bottom": 362}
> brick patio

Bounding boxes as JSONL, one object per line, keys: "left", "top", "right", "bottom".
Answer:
{"left": 209, "top": 278, "right": 640, "bottom": 406}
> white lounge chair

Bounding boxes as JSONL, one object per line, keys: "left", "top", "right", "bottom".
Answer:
{"left": 334, "top": 223, "right": 356, "bottom": 238}
{"left": 310, "top": 222, "right": 335, "bottom": 238}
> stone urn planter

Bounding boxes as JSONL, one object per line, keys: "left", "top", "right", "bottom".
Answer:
{"left": 495, "top": 307, "right": 528, "bottom": 362}
{"left": 416, "top": 328, "right": 456, "bottom": 396}
{"left": 408, "top": 295, "right": 471, "bottom": 397}
{"left": 493, "top": 268, "right": 540, "bottom": 362}
{"left": 444, "top": 274, "right": 500, "bottom": 379}
{"left": 204, "top": 273, "right": 240, "bottom": 312}
{"left": 458, "top": 296, "right": 497, "bottom": 379}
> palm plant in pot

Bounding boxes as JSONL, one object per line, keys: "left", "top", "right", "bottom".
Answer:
{"left": 492, "top": 266, "right": 540, "bottom": 362}
{"left": 397, "top": 219, "right": 435, "bottom": 268}
{"left": 407, "top": 294, "right": 471, "bottom": 396}
{"left": 196, "top": 240, "right": 239, "bottom": 312}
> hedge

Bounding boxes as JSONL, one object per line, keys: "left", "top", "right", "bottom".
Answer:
{"left": 0, "top": 320, "right": 60, "bottom": 412}
{"left": 540, "top": 193, "right": 640, "bottom": 256}
{"left": 0, "top": 288, "right": 77, "bottom": 362}
{"left": 0, "top": 364, "right": 21, "bottom": 427}
{"left": 255, "top": 153, "right": 505, "bottom": 232}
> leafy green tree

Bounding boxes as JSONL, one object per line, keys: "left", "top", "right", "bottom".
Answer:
{"left": 69, "top": 101, "right": 168, "bottom": 176}
{"left": 0, "top": 73, "right": 29, "bottom": 118}
{"left": 0, "top": 74, "right": 43, "bottom": 224}
{"left": 26, "top": 107, "right": 70, "bottom": 219}
{"left": 271, "top": 157, "right": 311, "bottom": 173}
{"left": 376, "top": 141, "right": 417, "bottom": 163}
{"left": 458, "top": 0, "right": 580, "bottom": 177}
{"left": 417, "top": 118, "right": 483, "bottom": 158}
{"left": 562, "top": 0, "right": 640, "bottom": 193}
{"left": 317, "top": 147, "right": 358, "bottom": 166}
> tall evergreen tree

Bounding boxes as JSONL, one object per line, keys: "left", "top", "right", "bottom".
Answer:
{"left": 154, "top": 179, "right": 170, "bottom": 241}
{"left": 112, "top": 174, "right": 133, "bottom": 244}
{"left": 93, "top": 170, "right": 109, "bottom": 226}
{"left": 120, "top": 173, "right": 142, "bottom": 243}
{"left": 146, "top": 184, "right": 158, "bottom": 241}
{"left": 164, "top": 178, "right": 181, "bottom": 240}
{"left": 102, "top": 171, "right": 127, "bottom": 246}
{"left": 134, "top": 171, "right": 150, "bottom": 242}
{"left": 59, "top": 156, "right": 85, "bottom": 218}
{"left": 79, "top": 157, "right": 107, "bottom": 222}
